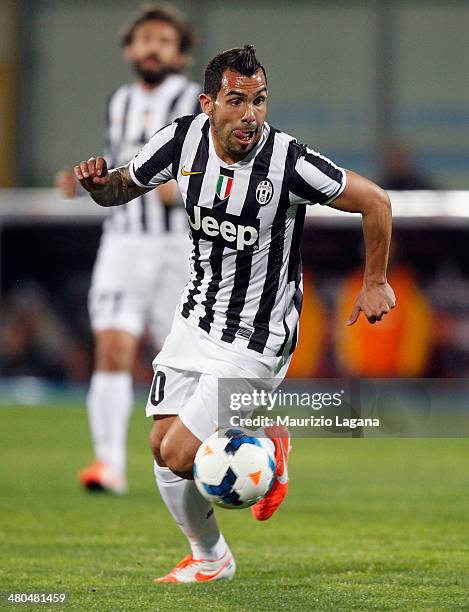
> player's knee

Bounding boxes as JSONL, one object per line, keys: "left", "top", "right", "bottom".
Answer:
{"left": 98, "top": 352, "right": 129, "bottom": 371}
{"left": 149, "top": 428, "right": 166, "bottom": 467}
{"left": 95, "top": 331, "right": 137, "bottom": 371}
{"left": 159, "top": 436, "right": 195, "bottom": 476}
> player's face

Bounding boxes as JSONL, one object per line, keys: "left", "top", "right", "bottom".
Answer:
{"left": 201, "top": 69, "right": 268, "bottom": 164}
{"left": 125, "top": 20, "right": 185, "bottom": 86}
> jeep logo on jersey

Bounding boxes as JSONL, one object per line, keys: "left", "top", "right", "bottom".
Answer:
{"left": 188, "top": 206, "right": 259, "bottom": 252}
{"left": 256, "top": 179, "right": 273, "bottom": 205}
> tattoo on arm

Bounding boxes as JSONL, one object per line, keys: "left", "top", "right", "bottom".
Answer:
{"left": 91, "top": 165, "right": 152, "bottom": 207}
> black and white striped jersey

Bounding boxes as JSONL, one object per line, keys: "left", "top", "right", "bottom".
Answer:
{"left": 129, "top": 113, "right": 346, "bottom": 357}
{"left": 103, "top": 74, "right": 200, "bottom": 236}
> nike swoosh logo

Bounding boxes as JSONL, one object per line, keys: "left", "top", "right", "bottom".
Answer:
{"left": 181, "top": 166, "right": 204, "bottom": 176}
{"left": 276, "top": 439, "right": 289, "bottom": 485}
{"left": 194, "top": 559, "right": 232, "bottom": 582}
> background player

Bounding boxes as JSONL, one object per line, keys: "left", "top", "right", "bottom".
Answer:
{"left": 56, "top": 5, "right": 200, "bottom": 494}
{"left": 73, "top": 45, "right": 395, "bottom": 581}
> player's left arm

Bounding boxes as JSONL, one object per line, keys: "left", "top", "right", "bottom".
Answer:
{"left": 158, "top": 180, "right": 179, "bottom": 207}
{"left": 329, "top": 170, "right": 396, "bottom": 325}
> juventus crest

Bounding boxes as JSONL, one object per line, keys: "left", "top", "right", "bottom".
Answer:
{"left": 255, "top": 179, "right": 274, "bottom": 205}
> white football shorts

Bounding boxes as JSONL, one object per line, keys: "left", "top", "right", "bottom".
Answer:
{"left": 88, "top": 233, "right": 191, "bottom": 346}
{"left": 145, "top": 314, "right": 291, "bottom": 441}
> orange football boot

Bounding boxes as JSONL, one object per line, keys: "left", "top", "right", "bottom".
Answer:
{"left": 78, "top": 460, "right": 127, "bottom": 495}
{"left": 154, "top": 550, "right": 236, "bottom": 583}
{"left": 251, "top": 425, "right": 291, "bottom": 521}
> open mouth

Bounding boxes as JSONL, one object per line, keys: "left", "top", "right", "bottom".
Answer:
{"left": 143, "top": 57, "right": 161, "bottom": 69}
{"left": 233, "top": 129, "right": 256, "bottom": 145}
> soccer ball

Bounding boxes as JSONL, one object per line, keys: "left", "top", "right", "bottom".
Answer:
{"left": 193, "top": 428, "right": 276, "bottom": 509}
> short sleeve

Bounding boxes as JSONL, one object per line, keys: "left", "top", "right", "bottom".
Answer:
{"left": 289, "top": 146, "right": 346, "bottom": 206}
{"left": 129, "top": 122, "right": 177, "bottom": 188}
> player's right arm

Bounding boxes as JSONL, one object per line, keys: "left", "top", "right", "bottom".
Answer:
{"left": 75, "top": 121, "right": 177, "bottom": 207}
{"left": 74, "top": 157, "right": 152, "bottom": 207}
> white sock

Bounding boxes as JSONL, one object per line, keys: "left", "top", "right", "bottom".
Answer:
{"left": 86, "top": 371, "right": 133, "bottom": 475}
{"left": 154, "top": 462, "right": 228, "bottom": 561}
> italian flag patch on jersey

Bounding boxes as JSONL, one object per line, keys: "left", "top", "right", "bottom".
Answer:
{"left": 216, "top": 175, "right": 233, "bottom": 200}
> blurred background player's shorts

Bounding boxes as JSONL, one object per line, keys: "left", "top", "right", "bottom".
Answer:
{"left": 88, "top": 233, "right": 191, "bottom": 345}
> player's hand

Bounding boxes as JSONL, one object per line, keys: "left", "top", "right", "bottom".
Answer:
{"left": 158, "top": 180, "right": 178, "bottom": 207}
{"left": 55, "top": 168, "right": 79, "bottom": 198}
{"left": 74, "top": 157, "right": 109, "bottom": 192}
{"left": 347, "top": 281, "right": 396, "bottom": 325}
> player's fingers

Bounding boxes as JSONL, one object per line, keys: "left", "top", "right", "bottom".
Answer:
{"left": 74, "top": 164, "right": 84, "bottom": 180}
{"left": 95, "top": 157, "right": 107, "bottom": 177}
{"left": 87, "top": 157, "right": 97, "bottom": 176}
{"left": 347, "top": 304, "right": 361, "bottom": 326}
{"left": 79, "top": 161, "right": 91, "bottom": 178}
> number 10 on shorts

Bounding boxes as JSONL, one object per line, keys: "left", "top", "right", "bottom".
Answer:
{"left": 150, "top": 370, "right": 166, "bottom": 406}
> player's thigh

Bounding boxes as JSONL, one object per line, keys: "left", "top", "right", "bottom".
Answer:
{"left": 179, "top": 366, "right": 291, "bottom": 439}
{"left": 150, "top": 414, "right": 177, "bottom": 466}
{"left": 160, "top": 374, "right": 267, "bottom": 472}
{"left": 146, "top": 365, "right": 200, "bottom": 419}
{"left": 146, "top": 366, "right": 201, "bottom": 473}
{"left": 147, "top": 363, "right": 281, "bottom": 445}
{"left": 94, "top": 329, "right": 140, "bottom": 371}
{"left": 150, "top": 414, "right": 201, "bottom": 473}
{"left": 175, "top": 373, "right": 221, "bottom": 444}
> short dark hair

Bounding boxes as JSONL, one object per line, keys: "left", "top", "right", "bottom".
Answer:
{"left": 204, "top": 45, "right": 267, "bottom": 98}
{"left": 120, "top": 3, "right": 195, "bottom": 54}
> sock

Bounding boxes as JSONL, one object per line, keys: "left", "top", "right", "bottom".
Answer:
{"left": 86, "top": 371, "right": 133, "bottom": 475}
{"left": 154, "top": 462, "right": 228, "bottom": 561}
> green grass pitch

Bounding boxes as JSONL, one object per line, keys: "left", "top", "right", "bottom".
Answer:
{"left": 1, "top": 404, "right": 469, "bottom": 611}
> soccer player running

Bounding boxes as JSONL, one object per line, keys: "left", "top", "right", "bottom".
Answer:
{"left": 57, "top": 5, "right": 200, "bottom": 494}
{"left": 74, "top": 45, "right": 395, "bottom": 582}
